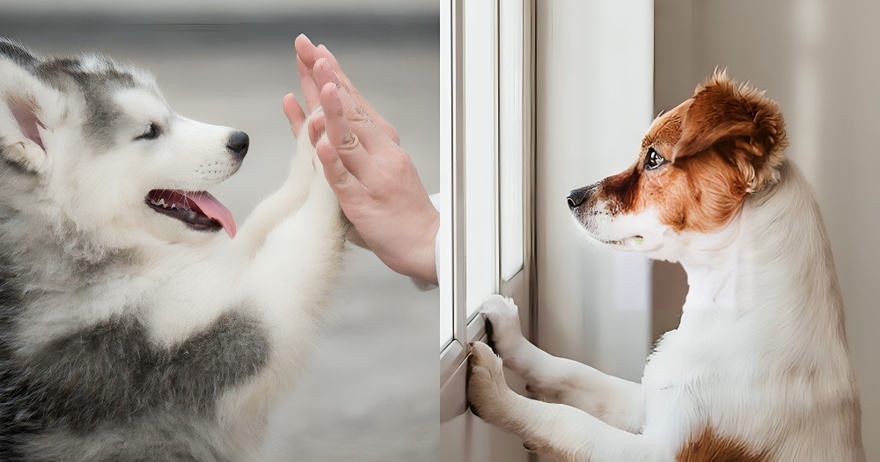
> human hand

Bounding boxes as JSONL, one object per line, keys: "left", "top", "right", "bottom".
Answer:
{"left": 285, "top": 35, "right": 400, "bottom": 145}
{"left": 283, "top": 34, "right": 440, "bottom": 285}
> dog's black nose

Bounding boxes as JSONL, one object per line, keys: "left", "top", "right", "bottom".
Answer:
{"left": 227, "top": 131, "right": 249, "bottom": 159}
{"left": 567, "top": 186, "right": 592, "bottom": 209}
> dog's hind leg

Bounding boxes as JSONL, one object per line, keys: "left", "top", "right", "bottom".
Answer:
{"left": 467, "top": 341, "right": 666, "bottom": 462}
{"left": 481, "top": 295, "right": 644, "bottom": 432}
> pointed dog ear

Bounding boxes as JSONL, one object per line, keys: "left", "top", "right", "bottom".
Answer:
{"left": 673, "top": 71, "right": 787, "bottom": 193}
{"left": 0, "top": 50, "right": 57, "bottom": 174}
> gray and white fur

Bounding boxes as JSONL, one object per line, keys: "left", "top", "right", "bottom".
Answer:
{"left": 0, "top": 38, "right": 347, "bottom": 461}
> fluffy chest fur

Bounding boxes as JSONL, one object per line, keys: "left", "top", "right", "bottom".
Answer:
{"left": 643, "top": 310, "right": 773, "bottom": 441}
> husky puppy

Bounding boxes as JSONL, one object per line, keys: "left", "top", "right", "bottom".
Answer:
{"left": 0, "top": 38, "right": 347, "bottom": 461}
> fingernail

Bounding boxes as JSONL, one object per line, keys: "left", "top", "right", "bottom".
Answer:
{"left": 320, "top": 81, "right": 337, "bottom": 97}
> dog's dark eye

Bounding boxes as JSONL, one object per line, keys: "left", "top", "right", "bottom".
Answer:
{"left": 135, "top": 123, "right": 160, "bottom": 141}
{"left": 644, "top": 147, "right": 667, "bottom": 171}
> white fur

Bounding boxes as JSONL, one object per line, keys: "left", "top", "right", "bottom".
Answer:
{"left": 467, "top": 161, "right": 865, "bottom": 461}
{"left": 1, "top": 49, "right": 346, "bottom": 461}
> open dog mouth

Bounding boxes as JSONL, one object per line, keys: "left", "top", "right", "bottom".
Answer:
{"left": 146, "top": 189, "right": 237, "bottom": 238}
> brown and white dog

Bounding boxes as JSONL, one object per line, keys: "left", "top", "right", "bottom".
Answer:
{"left": 467, "top": 72, "right": 866, "bottom": 461}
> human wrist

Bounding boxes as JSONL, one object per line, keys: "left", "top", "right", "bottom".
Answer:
{"left": 390, "top": 207, "right": 440, "bottom": 285}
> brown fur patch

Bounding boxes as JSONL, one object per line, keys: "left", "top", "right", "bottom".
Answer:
{"left": 676, "top": 426, "right": 768, "bottom": 462}
{"left": 587, "top": 72, "right": 787, "bottom": 233}
{"left": 644, "top": 149, "right": 749, "bottom": 232}
{"left": 598, "top": 165, "right": 642, "bottom": 216}
{"left": 641, "top": 108, "right": 685, "bottom": 151}
{"left": 674, "top": 71, "right": 787, "bottom": 192}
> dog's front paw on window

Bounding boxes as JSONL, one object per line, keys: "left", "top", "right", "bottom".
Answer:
{"left": 466, "top": 341, "right": 512, "bottom": 420}
{"left": 481, "top": 295, "right": 524, "bottom": 356}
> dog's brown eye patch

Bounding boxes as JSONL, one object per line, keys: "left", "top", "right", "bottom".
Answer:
{"left": 641, "top": 151, "right": 748, "bottom": 233}
{"left": 598, "top": 164, "right": 642, "bottom": 215}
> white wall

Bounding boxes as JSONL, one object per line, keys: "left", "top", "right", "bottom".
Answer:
{"left": 655, "top": 0, "right": 880, "bottom": 459}
{"left": 536, "top": 0, "right": 654, "bottom": 385}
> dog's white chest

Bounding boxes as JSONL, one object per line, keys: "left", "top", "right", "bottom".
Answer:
{"left": 641, "top": 309, "right": 746, "bottom": 434}
{"left": 642, "top": 330, "right": 697, "bottom": 433}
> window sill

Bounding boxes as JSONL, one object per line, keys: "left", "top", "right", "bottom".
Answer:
{"left": 439, "top": 311, "right": 486, "bottom": 423}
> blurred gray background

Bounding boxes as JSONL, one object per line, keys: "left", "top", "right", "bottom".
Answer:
{"left": 0, "top": 2, "right": 440, "bottom": 461}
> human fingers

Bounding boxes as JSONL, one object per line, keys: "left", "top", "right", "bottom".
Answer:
{"left": 313, "top": 58, "right": 390, "bottom": 152}
{"left": 316, "top": 135, "right": 363, "bottom": 196}
{"left": 294, "top": 34, "right": 319, "bottom": 68}
{"left": 293, "top": 35, "right": 323, "bottom": 113}
{"left": 297, "top": 37, "right": 361, "bottom": 109}
{"left": 281, "top": 93, "right": 307, "bottom": 139}
{"left": 309, "top": 110, "right": 326, "bottom": 146}
{"left": 312, "top": 45, "right": 400, "bottom": 144}
{"left": 295, "top": 55, "right": 322, "bottom": 114}
{"left": 312, "top": 44, "right": 354, "bottom": 94}
{"left": 307, "top": 112, "right": 326, "bottom": 146}
{"left": 319, "top": 81, "right": 373, "bottom": 177}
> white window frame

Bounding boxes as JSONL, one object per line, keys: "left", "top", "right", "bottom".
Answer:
{"left": 439, "top": 0, "right": 535, "bottom": 429}
{"left": 440, "top": 1, "right": 654, "bottom": 460}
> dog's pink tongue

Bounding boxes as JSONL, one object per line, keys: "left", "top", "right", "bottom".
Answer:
{"left": 189, "top": 191, "right": 237, "bottom": 238}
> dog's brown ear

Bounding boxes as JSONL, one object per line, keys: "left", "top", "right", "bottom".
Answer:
{"left": 673, "top": 71, "right": 787, "bottom": 193}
